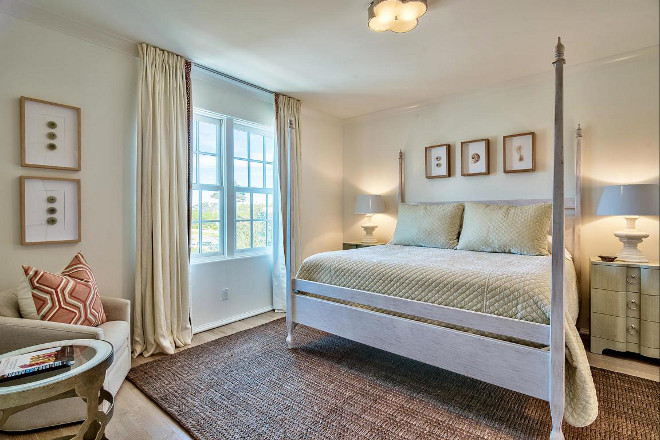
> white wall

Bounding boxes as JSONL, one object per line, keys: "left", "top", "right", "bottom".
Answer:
{"left": 300, "top": 105, "right": 344, "bottom": 259}
{"left": 192, "top": 68, "right": 274, "bottom": 127}
{"left": 0, "top": 14, "right": 137, "bottom": 302}
{"left": 190, "top": 254, "right": 273, "bottom": 332}
{"left": 343, "top": 48, "right": 659, "bottom": 330}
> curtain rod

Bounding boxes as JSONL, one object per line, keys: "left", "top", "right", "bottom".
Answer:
{"left": 193, "top": 63, "right": 275, "bottom": 96}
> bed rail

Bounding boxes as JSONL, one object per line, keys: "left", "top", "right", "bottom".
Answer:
{"left": 294, "top": 279, "right": 550, "bottom": 345}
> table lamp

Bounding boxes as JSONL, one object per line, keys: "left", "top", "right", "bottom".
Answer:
{"left": 354, "top": 194, "right": 385, "bottom": 243}
{"left": 596, "top": 184, "right": 659, "bottom": 262}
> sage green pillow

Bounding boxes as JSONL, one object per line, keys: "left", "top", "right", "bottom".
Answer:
{"left": 457, "top": 202, "right": 552, "bottom": 256}
{"left": 391, "top": 203, "right": 464, "bottom": 249}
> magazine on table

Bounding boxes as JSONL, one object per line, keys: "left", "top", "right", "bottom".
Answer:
{"left": 0, "top": 346, "right": 74, "bottom": 383}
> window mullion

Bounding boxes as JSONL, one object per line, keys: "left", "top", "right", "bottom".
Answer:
{"left": 197, "top": 191, "right": 202, "bottom": 255}
{"left": 225, "top": 118, "right": 236, "bottom": 257}
{"left": 250, "top": 189, "right": 254, "bottom": 249}
{"left": 217, "top": 118, "right": 224, "bottom": 255}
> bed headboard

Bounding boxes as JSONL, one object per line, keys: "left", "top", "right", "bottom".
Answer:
{"left": 397, "top": 125, "right": 583, "bottom": 282}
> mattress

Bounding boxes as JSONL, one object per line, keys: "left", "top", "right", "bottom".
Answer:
{"left": 296, "top": 244, "right": 598, "bottom": 427}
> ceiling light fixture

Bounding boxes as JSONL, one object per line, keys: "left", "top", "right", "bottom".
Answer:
{"left": 368, "top": 0, "right": 427, "bottom": 33}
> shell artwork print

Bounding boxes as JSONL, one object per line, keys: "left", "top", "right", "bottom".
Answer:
{"left": 471, "top": 152, "right": 481, "bottom": 164}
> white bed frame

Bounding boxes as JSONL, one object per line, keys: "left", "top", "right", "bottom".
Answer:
{"left": 285, "top": 40, "right": 581, "bottom": 440}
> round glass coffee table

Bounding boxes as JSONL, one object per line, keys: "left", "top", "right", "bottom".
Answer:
{"left": 0, "top": 339, "right": 114, "bottom": 440}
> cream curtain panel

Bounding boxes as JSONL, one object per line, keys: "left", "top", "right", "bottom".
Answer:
{"left": 133, "top": 43, "right": 193, "bottom": 357}
{"left": 273, "top": 94, "right": 302, "bottom": 311}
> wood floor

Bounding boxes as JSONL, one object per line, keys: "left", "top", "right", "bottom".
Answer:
{"left": 0, "top": 312, "right": 283, "bottom": 440}
{"left": 1, "top": 311, "right": 657, "bottom": 440}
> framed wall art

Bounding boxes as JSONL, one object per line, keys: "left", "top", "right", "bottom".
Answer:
{"left": 461, "top": 138, "right": 489, "bottom": 176}
{"left": 425, "top": 144, "right": 450, "bottom": 178}
{"left": 503, "top": 131, "right": 535, "bottom": 173}
{"left": 21, "top": 96, "right": 81, "bottom": 171}
{"left": 21, "top": 176, "right": 81, "bottom": 245}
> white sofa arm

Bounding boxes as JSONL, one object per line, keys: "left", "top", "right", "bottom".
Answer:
{"left": 101, "top": 297, "right": 130, "bottom": 323}
{"left": 0, "top": 316, "right": 104, "bottom": 355}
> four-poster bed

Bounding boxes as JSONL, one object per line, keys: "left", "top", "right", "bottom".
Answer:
{"left": 284, "top": 40, "right": 595, "bottom": 439}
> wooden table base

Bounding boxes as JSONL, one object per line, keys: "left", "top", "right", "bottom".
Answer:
{"left": 52, "top": 388, "right": 114, "bottom": 440}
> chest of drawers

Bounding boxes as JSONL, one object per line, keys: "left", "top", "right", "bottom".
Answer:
{"left": 590, "top": 258, "right": 659, "bottom": 358}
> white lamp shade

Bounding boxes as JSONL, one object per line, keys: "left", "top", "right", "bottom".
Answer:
{"left": 399, "top": 0, "right": 427, "bottom": 21}
{"left": 373, "top": 0, "right": 400, "bottom": 20}
{"left": 390, "top": 18, "right": 418, "bottom": 33}
{"left": 368, "top": 0, "right": 426, "bottom": 33}
{"left": 596, "top": 184, "right": 659, "bottom": 216}
{"left": 354, "top": 195, "right": 385, "bottom": 214}
{"left": 368, "top": 7, "right": 394, "bottom": 31}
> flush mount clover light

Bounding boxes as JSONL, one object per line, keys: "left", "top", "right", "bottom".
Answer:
{"left": 368, "top": 0, "right": 427, "bottom": 33}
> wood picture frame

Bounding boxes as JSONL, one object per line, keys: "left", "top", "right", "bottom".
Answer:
{"left": 425, "top": 144, "right": 450, "bottom": 178}
{"left": 503, "top": 132, "right": 535, "bottom": 173}
{"left": 460, "top": 139, "right": 490, "bottom": 176}
{"left": 21, "top": 176, "right": 81, "bottom": 245}
{"left": 21, "top": 96, "right": 81, "bottom": 171}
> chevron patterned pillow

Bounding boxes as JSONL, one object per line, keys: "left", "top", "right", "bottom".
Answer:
{"left": 18, "top": 252, "right": 107, "bottom": 326}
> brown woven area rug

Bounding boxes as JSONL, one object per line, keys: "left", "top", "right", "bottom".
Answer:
{"left": 128, "top": 318, "right": 659, "bottom": 440}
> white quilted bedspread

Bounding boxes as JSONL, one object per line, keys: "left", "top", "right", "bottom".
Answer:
{"left": 296, "top": 245, "right": 598, "bottom": 427}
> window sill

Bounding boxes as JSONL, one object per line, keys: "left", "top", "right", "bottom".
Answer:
{"left": 190, "top": 250, "right": 271, "bottom": 266}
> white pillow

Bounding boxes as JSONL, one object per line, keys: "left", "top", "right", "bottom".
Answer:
{"left": 547, "top": 235, "right": 574, "bottom": 261}
{"left": 391, "top": 203, "right": 464, "bottom": 249}
{"left": 457, "top": 202, "right": 552, "bottom": 256}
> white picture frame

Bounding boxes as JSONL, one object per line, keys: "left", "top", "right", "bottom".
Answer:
{"left": 425, "top": 144, "right": 450, "bottom": 178}
{"left": 21, "top": 176, "right": 81, "bottom": 245}
{"left": 503, "top": 132, "right": 535, "bottom": 173}
{"left": 21, "top": 97, "right": 81, "bottom": 171}
{"left": 461, "top": 139, "right": 490, "bottom": 176}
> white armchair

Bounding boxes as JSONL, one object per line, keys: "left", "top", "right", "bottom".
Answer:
{"left": 0, "top": 288, "right": 131, "bottom": 431}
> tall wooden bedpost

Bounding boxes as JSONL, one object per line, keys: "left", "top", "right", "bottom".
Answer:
{"left": 550, "top": 37, "right": 566, "bottom": 440}
{"left": 286, "top": 118, "right": 296, "bottom": 349}
{"left": 574, "top": 124, "right": 583, "bottom": 287}
{"left": 398, "top": 150, "right": 405, "bottom": 204}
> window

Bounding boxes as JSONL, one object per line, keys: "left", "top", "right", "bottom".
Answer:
{"left": 234, "top": 125, "right": 275, "bottom": 251}
{"left": 190, "top": 110, "right": 275, "bottom": 259}
{"left": 191, "top": 115, "right": 223, "bottom": 255}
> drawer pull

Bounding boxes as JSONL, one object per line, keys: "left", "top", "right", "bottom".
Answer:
{"left": 626, "top": 275, "right": 638, "bottom": 284}
{"left": 627, "top": 325, "right": 639, "bottom": 336}
{"left": 627, "top": 299, "right": 638, "bottom": 310}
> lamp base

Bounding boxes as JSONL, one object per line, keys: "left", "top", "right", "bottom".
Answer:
{"left": 361, "top": 224, "right": 378, "bottom": 244}
{"left": 614, "top": 216, "right": 650, "bottom": 263}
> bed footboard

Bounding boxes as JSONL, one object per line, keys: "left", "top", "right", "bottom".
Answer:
{"left": 293, "top": 292, "right": 551, "bottom": 400}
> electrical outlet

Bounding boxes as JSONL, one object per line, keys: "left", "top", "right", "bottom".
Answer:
{"left": 221, "top": 288, "right": 229, "bottom": 301}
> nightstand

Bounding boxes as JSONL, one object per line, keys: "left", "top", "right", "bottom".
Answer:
{"left": 343, "top": 241, "right": 385, "bottom": 250}
{"left": 590, "top": 257, "right": 659, "bottom": 358}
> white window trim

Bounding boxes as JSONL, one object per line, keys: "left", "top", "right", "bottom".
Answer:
{"left": 191, "top": 114, "right": 224, "bottom": 259}
{"left": 190, "top": 108, "right": 276, "bottom": 263}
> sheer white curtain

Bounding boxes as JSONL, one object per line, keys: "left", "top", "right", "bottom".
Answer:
{"left": 273, "top": 95, "right": 302, "bottom": 310}
{"left": 133, "top": 43, "right": 193, "bottom": 357}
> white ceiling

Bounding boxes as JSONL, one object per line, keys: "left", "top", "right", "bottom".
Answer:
{"left": 17, "top": 0, "right": 660, "bottom": 119}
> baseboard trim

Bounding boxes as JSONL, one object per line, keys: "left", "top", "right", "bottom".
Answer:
{"left": 192, "top": 305, "right": 274, "bottom": 334}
